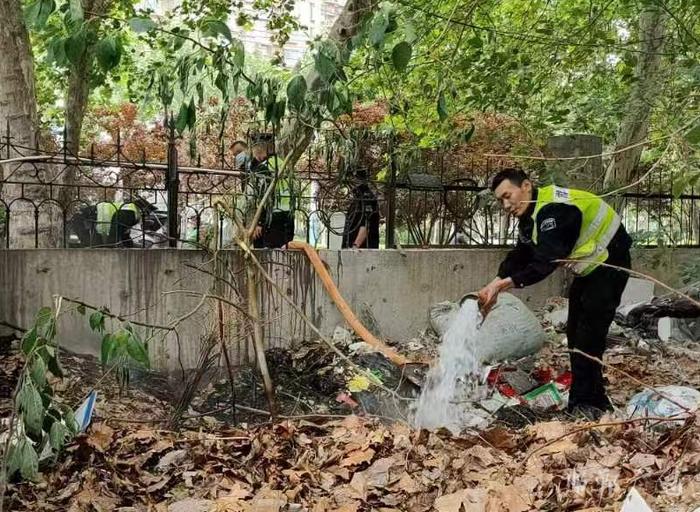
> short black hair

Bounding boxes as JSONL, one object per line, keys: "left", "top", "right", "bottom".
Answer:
{"left": 232, "top": 140, "right": 247, "bottom": 148}
{"left": 490, "top": 168, "right": 530, "bottom": 191}
{"left": 250, "top": 132, "right": 273, "bottom": 145}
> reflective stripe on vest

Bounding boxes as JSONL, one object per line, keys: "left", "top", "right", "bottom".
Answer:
{"left": 532, "top": 185, "right": 620, "bottom": 275}
{"left": 268, "top": 156, "right": 293, "bottom": 212}
{"left": 95, "top": 202, "right": 141, "bottom": 236}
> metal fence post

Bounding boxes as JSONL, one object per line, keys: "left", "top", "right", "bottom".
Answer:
{"left": 385, "top": 137, "right": 397, "bottom": 249}
{"left": 167, "top": 124, "right": 179, "bottom": 248}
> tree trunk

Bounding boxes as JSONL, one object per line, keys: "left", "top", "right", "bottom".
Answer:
{"left": 59, "top": 0, "right": 109, "bottom": 212}
{"left": 604, "top": 6, "right": 668, "bottom": 191}
{"left": 278, "top": 0, "right": 378, "bottom": 168}
{"left": 546, "top": 134, "right": 603, "bottom": 191}
{"left": 0, "top": 0, "right": 42, "bottom": 248}
{"left": 58, "top": 47, "right": 92, "bottom": 210}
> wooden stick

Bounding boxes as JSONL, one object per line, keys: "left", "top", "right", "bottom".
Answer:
{"left": 554, "top": 259, "right": 700, "bottom": 309}
{"left": 245, "top": 258, "right": 278, "bottom": 417}
{"left": 568, "top": 348, "right": 693, "bottom": 414}
{"left": 60, "top": 296, "right": 174, "bottom": 331}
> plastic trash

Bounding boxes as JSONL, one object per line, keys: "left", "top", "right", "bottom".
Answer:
{"left": 429, "top": 292, "right": 546, "bottom": 364}
{"left": 522, "top": 383, "right": 564, "bottom": 411}
{"left": 620, "top": 488, "right": 654, "bottom": 512}
{"left": 74, "top": 389, "right": 98, "bottom": 432}
{"left": 626, "top": 385, "right": 700, "bottom": 425}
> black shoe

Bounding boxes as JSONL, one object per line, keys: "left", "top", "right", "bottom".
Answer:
{"left": 567, "top": 403, "right": 605, "bottom": 421}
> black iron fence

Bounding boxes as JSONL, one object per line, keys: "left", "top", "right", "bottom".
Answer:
{"left": 1, "top": 125, "right": 699, "bottom": 249}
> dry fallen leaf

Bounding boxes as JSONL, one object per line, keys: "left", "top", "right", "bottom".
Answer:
{"left": 537, "top": 438, "right": 578, "bottom": 456}
{"left": 168, "top": 499, "right": 213, "bottom": 512}
{"left": 481, "top": 427, "right": 517, "bottom": 451}
{"left": 392, "top": 472, "right": 420, "bottom": 494}
{"left": 156, "top": 449, "right": 188, "bottom": 471}
{"left": 628, "top": 453, "right": 658, "bottom": 470}
{"left": 488, "top": 484, "right": 530, "bottom": 512}
{"left": 527, "top": 421, "right": 567, "bottom": 442}
{"left": 465, "top": 445, "right": 497, "bottom": 467}
{"left": 354, "top": 457, "right": 394, "bottom": 489}
{"left": 434, "top": 489, "right": 487, "bottom": 512}
{"left": 87, "top": 423, "right": 115, "bottom": 453}
{"left": 339, "top": 447, "right": 375, "bottom": 467}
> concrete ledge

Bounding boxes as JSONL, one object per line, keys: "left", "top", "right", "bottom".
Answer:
{"left": 0, "top": 248, "right": 695, "bottom": 370}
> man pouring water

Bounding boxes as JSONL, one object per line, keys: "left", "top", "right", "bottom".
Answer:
{"left": 478, "top": 169, "right": 632, "bottom": 420}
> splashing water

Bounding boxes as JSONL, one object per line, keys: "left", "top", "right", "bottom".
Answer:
{"left": 413, "top": 299, "right": 487, "bottom": 433}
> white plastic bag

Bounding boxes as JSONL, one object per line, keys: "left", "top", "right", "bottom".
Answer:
{"left": 626, "top": 385, "right": 700, "bottom": 425}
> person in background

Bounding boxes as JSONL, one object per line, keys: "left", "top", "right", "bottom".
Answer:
{"left": 478, "top": 168, "right": 632, "bottom": 420}
{"left": 231, "top": 140, "right": 249, "bottom": 171}
{"left": 247, "top": 133, "right": 296, "bottom": 249}
{"left": 71, "top": 197, "right": 156, "bottom": 248}
{"left": 342, "top": 169, "right": 380, "bottom": 249}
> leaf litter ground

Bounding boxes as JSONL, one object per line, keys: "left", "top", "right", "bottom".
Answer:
{"left": 2, "top": 326, "right": 700, "bottom": 511}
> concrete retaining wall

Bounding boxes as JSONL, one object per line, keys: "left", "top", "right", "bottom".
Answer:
{"left": 0, "top": 248, "right": 695, "bottom": 371}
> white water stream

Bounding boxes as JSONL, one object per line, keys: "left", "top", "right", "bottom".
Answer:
{"left": 413, "top": 299, "right": 488, "bottom": 433}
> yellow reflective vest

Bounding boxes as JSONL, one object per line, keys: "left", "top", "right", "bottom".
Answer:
{"left": 532, "top": 185, "right": 621, "bottom": 275}
{"left": 95, "top": 202, "right": 141, "bottom": 236}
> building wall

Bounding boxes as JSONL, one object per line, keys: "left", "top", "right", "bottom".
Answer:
{"left": 1, "top": 248, "right": 695, "bottom": 372}
{"left": 232, "top": 0, "right": 345, "bottom": 67}
{"left": 150, "top": 0, "right": 346, "bottom": 68}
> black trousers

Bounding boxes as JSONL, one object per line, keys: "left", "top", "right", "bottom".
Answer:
{"left": 566, "top": 247, "right": 630, "bottom": 410}
{"left": 253, "top": 211, "right": 295, "bottom": 249}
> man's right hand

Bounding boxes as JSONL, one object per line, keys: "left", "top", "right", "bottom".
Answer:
{"left": 252, "top": 225, "right": 263, "bottom": 240}
{"left": 477, "top": 282, "right": 499, "bottom": 317}
{"left": 477, "top": 277, "right": 514, "bottom": 317}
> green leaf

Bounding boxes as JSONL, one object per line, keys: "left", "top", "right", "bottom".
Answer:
{"left": 89, "top": 311, "right": 104, "bottom": 333}
{"left": 6, "top": 439, "right": 23, "bottom": 479}
{"left": 64, "top": 31, "right": 87, "bottom": 66}
{"left": 21, "top": 328, "right": 39, "bottom": 355}
{"left": 49, "top": 421, "right": 68, "bottom": 451}
{"left": 315, "top": 53, "right": 336, "bottom": 82}
{"left": 126, "top": 335, "right": 149, "bottom": 368}
{"left": 69, "top": 0, "right": 83, "bottom": 22}
{"left": 437, "top": 92, "right": 448, "bottom": 121}
{"left": 403, "top": 22, "right": 417, "bottom": 43}
{"left": 175, "top": 102, "right": 189, "bottom": 133}
{"left": 187, "top": 99, "right": 197, "bottom": 129}
{"left": 76, "top": 304, "right": 86, "bottom": 315}
{"left": 19, "top": 440, "right": 39, "bottom": 481}
{"left": 468, "top": 35, "right": 483, "bottom": 48}
{"left": 391, "top": 41, "right": 412, "bottom": 73}
{"left": 26, "top": 0, "right": 56, "bottom": 28}
{"left": 232, "top": 39, "right": 245, "bottom": 68}
{"left": 61, "top": 406, "right": 79, "bottom": 435}
{"left": 30, "top": 356, "right": 47, "bottom": 389}
{"left": 128, "top": 17, "right": 156, "bottom": 33}
{"left": 368, "top": 11, "right": 389, "bottom": 47}
{"left": 461, "top": 123, "right": 476, "bottom": 143}
{"left": 112, "top": 329, "right": 130, "bottom": 350}
{"left": 100, "top": 334, "right": 115, "bottom": 365}
{"left": 214, "top": 72, "right": 228, "bottom": 96}
{"left": 686, "top": 124, "right": 700, "bottom": 144}
{"left": 274, "top": 99, "right": 286, "bottom": 126}
{"left": 95, "top": 37, "right": 122, "bottom": 72}
{"left": 19, "top": 382, "right": 44, "bottom": 437}
{"left": 201, "top": 18, "right": 232, "bottom": 42}
{"left": 46, "top": 350, "right": 64, "bottom": 378}
{"left": 286, "top": 75, "right": 307, "bottom": 110}
{"left": 35, "top": 307, "right": 55, "bottom": 340}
